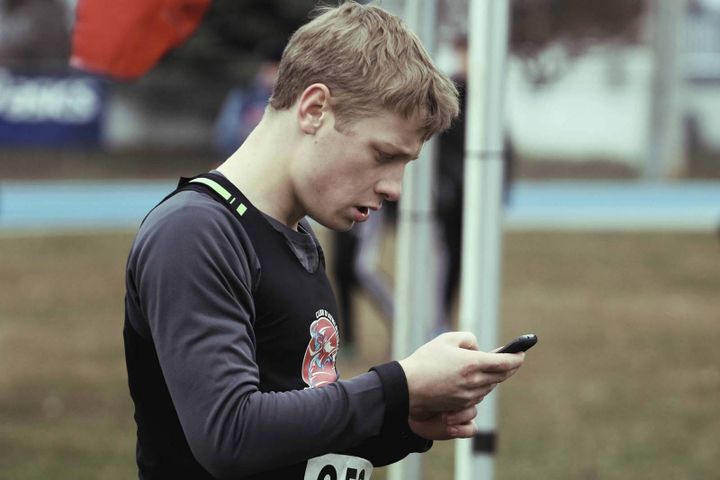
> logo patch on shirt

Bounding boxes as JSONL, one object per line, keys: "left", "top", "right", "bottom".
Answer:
{"left": 302, "top": 310, "right": 339, "bottom": 388}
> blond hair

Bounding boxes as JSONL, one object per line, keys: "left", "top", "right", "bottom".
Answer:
{"left": 269, "top": 1, "right": 459, "bottom": 140}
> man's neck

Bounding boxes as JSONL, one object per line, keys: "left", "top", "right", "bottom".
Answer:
{"left": 216, "top": 112, "right": 304, "bottom": 230}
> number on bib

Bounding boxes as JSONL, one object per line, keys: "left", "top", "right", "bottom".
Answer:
{"left": 305, "top": 453, "right": 372, "bottom": 480}
{"left": 317, "top": 465, "right": 337, "bottom": 480}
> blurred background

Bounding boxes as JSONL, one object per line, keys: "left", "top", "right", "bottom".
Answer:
{"left": 0, "top": 0, "right": 718, "bottom": 479}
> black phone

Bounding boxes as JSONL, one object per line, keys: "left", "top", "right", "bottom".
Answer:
{"left": 496, "top": 334, "right": 538, "bottom": 353}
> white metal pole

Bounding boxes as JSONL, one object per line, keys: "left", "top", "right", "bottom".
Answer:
{"left": 644, "top": 0, "right": 687, "bottom": 179}
{"left": 390, "top": 1, "right": 438, "bottom": 480}
{"left": 455, "top": 1, "right": 510, "bottom": 480}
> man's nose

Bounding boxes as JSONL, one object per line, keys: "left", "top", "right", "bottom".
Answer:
{"left": 376, "top": 168, "right": 404, "bottom": 202}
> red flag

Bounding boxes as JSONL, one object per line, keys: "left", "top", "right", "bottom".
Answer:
{"left": 70, "top": 0, "right": 211, "bottom": 80}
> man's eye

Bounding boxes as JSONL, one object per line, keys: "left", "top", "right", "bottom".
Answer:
{"left": 377, "top": 151, "right": 393, "bottom": 161}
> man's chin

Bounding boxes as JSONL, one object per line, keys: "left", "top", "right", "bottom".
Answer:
{"left": 309, "top": 215, "right": 355, "bottom": 232}
{"left": 330, "top": 220, "right": 355, "bottom": 233}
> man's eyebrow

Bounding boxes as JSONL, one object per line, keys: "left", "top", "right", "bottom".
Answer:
{"left": 376, "top": 141, "right": 419, "bottom": 160}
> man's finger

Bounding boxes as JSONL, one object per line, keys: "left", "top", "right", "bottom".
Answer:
{"left": 464, "top": 371, "right": 507, "bottom": 389}
{"left": 443, "top": 406, "right": 477, "bottom": 426}
{"left": 443, "top": 331, "right": 478, "bottom": 351}
{"left": 449, "top": 421, "right": 477, "bottom": 439}
{"left": 477, "top": 351, "right": 525, "bottom": 373}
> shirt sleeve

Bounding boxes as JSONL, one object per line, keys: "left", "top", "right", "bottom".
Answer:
{"left": 342, "top": 362, "right": 432, "bottom": 466}
{"left": 128, "top": 193, "right": 423, "bottom": 478}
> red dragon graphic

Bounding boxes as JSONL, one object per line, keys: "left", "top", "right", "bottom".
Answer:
{"left": 301, "top": 315, "right": 339, "bottom": 388}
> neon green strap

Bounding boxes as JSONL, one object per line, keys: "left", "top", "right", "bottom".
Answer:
{"left": 189, "top": 177, "right": 247, "bottom": 216}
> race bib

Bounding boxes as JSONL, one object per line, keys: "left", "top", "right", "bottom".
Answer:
{"left": 304, "top": 453, "right": 373, "bottom": 480}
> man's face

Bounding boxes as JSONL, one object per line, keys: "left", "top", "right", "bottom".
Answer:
{"left": 291, "top": 110, "right": 424, "bottom": 231}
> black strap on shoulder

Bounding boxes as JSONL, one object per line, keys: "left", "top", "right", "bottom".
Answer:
{"left": 139, "top": 173, "right": 250, "bottom": 227}
{"left": 174, "top": 172, "right": 327, "bottom": 270}
{"left": 182, "top": 173, "right": 250, "bottom": 219}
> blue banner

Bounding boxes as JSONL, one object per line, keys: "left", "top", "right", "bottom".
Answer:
{"left": 0, "top": 69, "right": 104, "bottom": 147}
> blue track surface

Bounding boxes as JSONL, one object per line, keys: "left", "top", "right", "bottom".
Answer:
{"left": 505, "top": 181, "right": 720, "bottom": 230}
{"left": 0, "top": 180, "right": 718, "bottom": 232}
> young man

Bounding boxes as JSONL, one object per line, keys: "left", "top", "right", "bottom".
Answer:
{"left": 124, "top": 3, "right": 525, "bottom": 479}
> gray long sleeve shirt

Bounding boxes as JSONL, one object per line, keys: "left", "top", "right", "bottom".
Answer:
{"left": 124, "top": 174, "right": 429, "bottom": 479}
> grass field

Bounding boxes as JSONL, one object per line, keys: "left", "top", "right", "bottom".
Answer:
{"left": 0, "top": 230, "right": 718, "bottom": 479}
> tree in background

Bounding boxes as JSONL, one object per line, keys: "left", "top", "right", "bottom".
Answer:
{"left": 510, "top": 0, "right": 647, "bottom": 86}
{"left": 157, "top": 0, "right": 648, "bottom": 86}
{"left": 0, "top": 0, "right": 70, "bottom": 69}
{"left": 156, "top": 0, "right": 318, "bottom": 83}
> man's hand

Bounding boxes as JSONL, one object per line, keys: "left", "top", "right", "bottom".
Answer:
{"left": 408, "top": 406, "right": 478, "bottom": 440}
{"left": 398, "top": 332, "right": 524, "bottom": 413}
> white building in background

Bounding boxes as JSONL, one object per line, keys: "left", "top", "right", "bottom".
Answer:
{"left": 505, "top": 46, "right": 654, "bottom": 167}
{"left": 684, "top": 0, "right": 720, "bottom": 152}
{"left": 436, "top": 0, "right": 720, "bottom": 169}
{"left": 506, "top": 0, "right": 720, "bottom": 168}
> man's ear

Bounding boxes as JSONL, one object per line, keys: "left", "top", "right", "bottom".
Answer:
{"left": 297, "top": 83, "right": 331, "bottom": 135}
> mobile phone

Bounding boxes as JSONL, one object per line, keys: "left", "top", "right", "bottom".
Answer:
{"left": 496, "top": 334, "right": 537, "bottom": 353}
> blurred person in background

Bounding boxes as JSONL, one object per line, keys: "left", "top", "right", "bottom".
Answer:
{"left": 124, "top": 3, "right": 525, "bottom": 479}
{"left": 213, "top": 39, "right": 285, "bottom": 157}
{"left": 435, "top": 34, "right": 515, "bottom": 332}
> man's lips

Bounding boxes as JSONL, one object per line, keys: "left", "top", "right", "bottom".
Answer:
{"left": 351, "top": 203, "right": 382, "bottom": 222}
{"left": 353, "top": 206, "right": 369, "bottom": 222}
{"left": 352, "top": 204, "right": 377, "bottom": 221}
